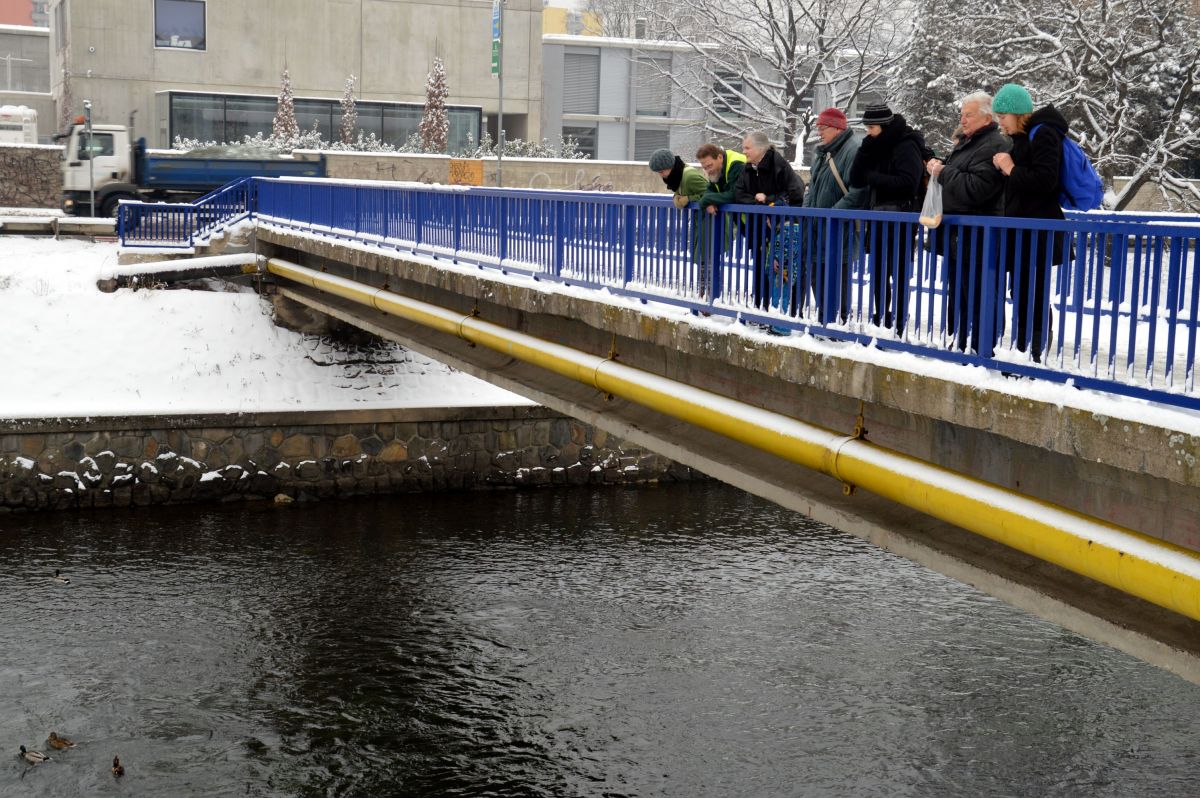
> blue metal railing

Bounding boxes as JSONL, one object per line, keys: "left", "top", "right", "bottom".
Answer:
{"left": 121, "top": 176, "right": 1200, "bottom": 410}
{"left": 117, "top": 177, "right": 254, "bottom": 249}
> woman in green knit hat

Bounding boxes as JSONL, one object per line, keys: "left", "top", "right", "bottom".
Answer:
{"left": 990, "top": 82, "right": 1068, "bottom": 363}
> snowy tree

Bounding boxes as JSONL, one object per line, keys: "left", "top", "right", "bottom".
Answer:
{"left": 419, "top": 57, "right": 449, "bottom": 153}
{"left": 583, "top": 0, "right": 675, "bottom": 38}
{"left": 645, "top": 0, "right": 912, "bottom": 160}
{"left": 272, "top": 67, "right": 299, "bottom": 143}
{"left": 339, "top": 75, "right": 358, "bottom": 145}
{"left": 895, "top": 0, "right": 1200, "bottom": 209}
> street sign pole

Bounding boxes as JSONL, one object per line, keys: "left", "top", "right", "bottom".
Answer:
{"left": 491, "top": 0, "right": 503, "bottom": 187}
{"left": 84, "top": 99, "right": 94, "bottom": 217}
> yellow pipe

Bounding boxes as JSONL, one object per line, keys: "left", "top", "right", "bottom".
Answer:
{"left": 268, "top": 257, "right": 1200, "bottom": 623}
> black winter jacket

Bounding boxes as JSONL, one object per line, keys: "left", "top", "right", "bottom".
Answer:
{"left": 1002, "top": 105, "right": 1067, "bottom": 221}
{"left": 734, "top": 147, "right": 805, "bottom": 206}
{"left": 848, "top": 113, "right": 925, "bottom": 211}
{"left": 939, "top": 122, "right": 1008, "bottom": 215}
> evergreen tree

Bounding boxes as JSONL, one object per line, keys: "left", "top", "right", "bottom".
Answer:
{"left": 272, "top": 67, "right": 299, "bottom": 144}
{"left": 339, "top": 75, "right": 358, "bottom": 145}
{"left": 419, "top": 57, "right": 449, "bottom": 153}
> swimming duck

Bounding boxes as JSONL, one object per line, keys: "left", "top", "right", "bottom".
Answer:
{"left": 52, "top": 569, "right": 70, "bottom": 584}
{"left": 111, "top": 755, "right": 124, "bottom": 777}
{"left": 47, "top": 732, "right": 74, "bottom": 750}
{"left": 19, "top": 745, "right": 49, "bottom": 764}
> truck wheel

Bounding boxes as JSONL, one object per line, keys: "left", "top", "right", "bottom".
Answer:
{"left": 100, "top": 195, "right": 129, "bottom": 218}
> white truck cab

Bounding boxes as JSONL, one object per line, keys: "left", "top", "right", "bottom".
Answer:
{"left": 60, "top": 123, "right": 134, "bottom": 217}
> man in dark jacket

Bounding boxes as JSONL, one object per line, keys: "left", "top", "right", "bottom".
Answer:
{"left": 804, "top": 108, "right": 867, "bottom": 322}
{"left": 849, "top": 103, "right": 926, "bottom": 331}
{"left": 734, "top": 130, "right": 805, "bottom": 310}
{"left": 927, "top": 91, "right": 1010, "bottom": 355}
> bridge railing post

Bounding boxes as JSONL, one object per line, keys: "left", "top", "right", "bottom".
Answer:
{"left": 553, "top": 200, "right": 565, "bottom": 278}
{"left": 708, "top": 208, "right": 723, "bottom": 306}
{"left": 622, "top": 204, "right": 635, "bottom": 287}
{"left": 498, "top": 194, "right": 509, "bottom": 267}
{"left": 451, "top": 192, "right": 462, "bottom": 260}
{"left": 977, "top": 224, "right": 998, "bottom": 360}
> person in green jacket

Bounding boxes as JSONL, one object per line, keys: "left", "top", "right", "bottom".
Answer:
{"left": 648, "top": 148, "right": 712, "bottom": 299}
{"left": 696, "top": 143, "right": 747, "bottom": 215}
{"left": 803, "top": 107, "right": 868, "bottom": 322}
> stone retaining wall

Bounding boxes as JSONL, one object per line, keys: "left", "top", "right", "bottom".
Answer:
{"left": 0, "top": 407, "right": 701, "bottom": 512}
{"left": 0, "top": 143, "right": 61, "bottom": 209}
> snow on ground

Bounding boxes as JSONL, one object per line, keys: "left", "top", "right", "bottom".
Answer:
{"left": 0, "top": 236, "right": 531, "bottom": 418}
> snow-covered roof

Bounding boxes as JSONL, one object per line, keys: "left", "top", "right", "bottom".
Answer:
{"left": 542, "top": 33, "right": 716, "bottom": 52}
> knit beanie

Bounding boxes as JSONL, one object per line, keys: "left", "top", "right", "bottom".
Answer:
{"left": 647, "top": 148, "right": 676, "bottom": 171}
{"left": 860, "top": 103, "right": 894, "bottom": 126}
{"left": 993, "top": 83, "right": 1034, "bottom": 114}
{"left": 815, "top": 107, "right": 848, "bottom": 131}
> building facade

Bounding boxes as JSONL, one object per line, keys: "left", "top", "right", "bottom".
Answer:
{"left": 541, "top": 34, "right": 706, "bottom": 162}
{"left": 49, "top": 0, "right": 543, "bottom": 149}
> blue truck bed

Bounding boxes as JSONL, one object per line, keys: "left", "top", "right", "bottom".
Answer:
{"left": 134, "top": 140, "right": 325, "bottom": 191}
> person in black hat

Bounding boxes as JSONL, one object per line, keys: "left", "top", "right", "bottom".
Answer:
{"left": 849, "top": 101, "right": 926, "bottom": 332}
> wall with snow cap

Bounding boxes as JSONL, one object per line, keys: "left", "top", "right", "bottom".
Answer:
{"left": 0, "top": 407, "right": 700, "bottom": 512}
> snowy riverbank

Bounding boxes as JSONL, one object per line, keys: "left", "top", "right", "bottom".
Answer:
{"left": 0, "top": 236, "right": 531, "bottom": 419}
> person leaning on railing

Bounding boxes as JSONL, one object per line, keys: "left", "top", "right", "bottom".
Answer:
{"left": 649, "top": 148, "right": 712, "bottom": 298}
{"left": 696, "top": 143, "right": 749, "bottom": 300}
{"left": 803, "top": 108, "right": 869, "bottom": 323}
{"left": 734, "top": 130, "right": 806, "bottom": 310}
{"left": 990, "top": 83, "right": 1066, "bottom": 364}
{"left": 926, "top": 91, "right": 1009, "bottom": 356}
{"left": 848, "top": 102, "right": 926, "bottom": 333}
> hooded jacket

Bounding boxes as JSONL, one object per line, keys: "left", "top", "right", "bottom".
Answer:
{"left": 805, "top": 129, "right": 869, "bottom": 210}
{"left": 733, "top": 147, "right": 805, "bottom": 207}
{"left": 1002, "top": 105, "right": 1068, "bottom": 221}
{"left": 847, "top": 113, "right": 925, "bottom": 210}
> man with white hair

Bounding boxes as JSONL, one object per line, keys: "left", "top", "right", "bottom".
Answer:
{"left": 926, "top": 91, "right": 1009, "bottom": 354}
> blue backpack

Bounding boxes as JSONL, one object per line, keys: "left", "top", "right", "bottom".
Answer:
{"left": 1031, "top": 124, "right": 1105, "bottom": 211}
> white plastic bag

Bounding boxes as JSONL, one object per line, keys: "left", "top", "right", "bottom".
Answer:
{"left": 919, "top": 180, "right": 943, "bottom": 228}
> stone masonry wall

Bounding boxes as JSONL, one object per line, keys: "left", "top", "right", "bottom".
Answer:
{"left": 0, "top": 143, "right": 61, "bottom": 209}
{"left": 0, "top": 408, "right": 701, "bottom": 513}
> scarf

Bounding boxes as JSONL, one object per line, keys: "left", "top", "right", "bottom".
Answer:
{"left": 662, "top": 156, "right": 685, "bottom": 192}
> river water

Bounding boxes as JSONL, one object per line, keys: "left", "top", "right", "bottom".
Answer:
{"left": 2, "top": 482, "right": 1197, "bottom": 796}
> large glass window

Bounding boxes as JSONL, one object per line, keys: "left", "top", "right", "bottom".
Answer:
{"left": 172, "top": 93, "right": 224, "bottom": 142}
{"left": 294, "top": 99, "right": 333, "bottom": 140}
{"left": 382, "top": 104, "right": 421, "bottom": 147}
{"left": 169, "top": 93, "right": 481, "bottom": 153}
{"left": 155, "top": 0, "right": 206, "bottom": 51}
{"left": 223, "top": 95, "right": 273, "bottom": 141}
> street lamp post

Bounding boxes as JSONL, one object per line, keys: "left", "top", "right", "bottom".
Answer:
{"left": 83, "top": 100, "right": 94, "bottom": 217}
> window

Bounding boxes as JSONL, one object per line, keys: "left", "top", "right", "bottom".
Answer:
{"left": 168, "top": 92, "right": 482, "bottom": 154}
{"left": 155, "top": 0, "right": 206, "bottom": 51}
{"left": 563, "top": 52, "right": 600, "bottom": 114}
{"left": 77, "top": 132, "right": 114, "bottom": 159}
{"left": 174, "top": 93, "right": 226, "bottom": 142}
{"left": 224, "top": 95, "right": 274, "bottom": 141}
{"left": 53, "top": 0, "right": 67, "bottom": 52}
{"left": 634, "top": 128, "right": 669, "bottom": 161}
{"left": 562, "top": 124, "right": 597, "bottom": 158}
{"left": 712, "top": 72, "right": 742, "bottom": 118}
{"left": 635, "top": 57, "right": 671, "bottom": 117}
